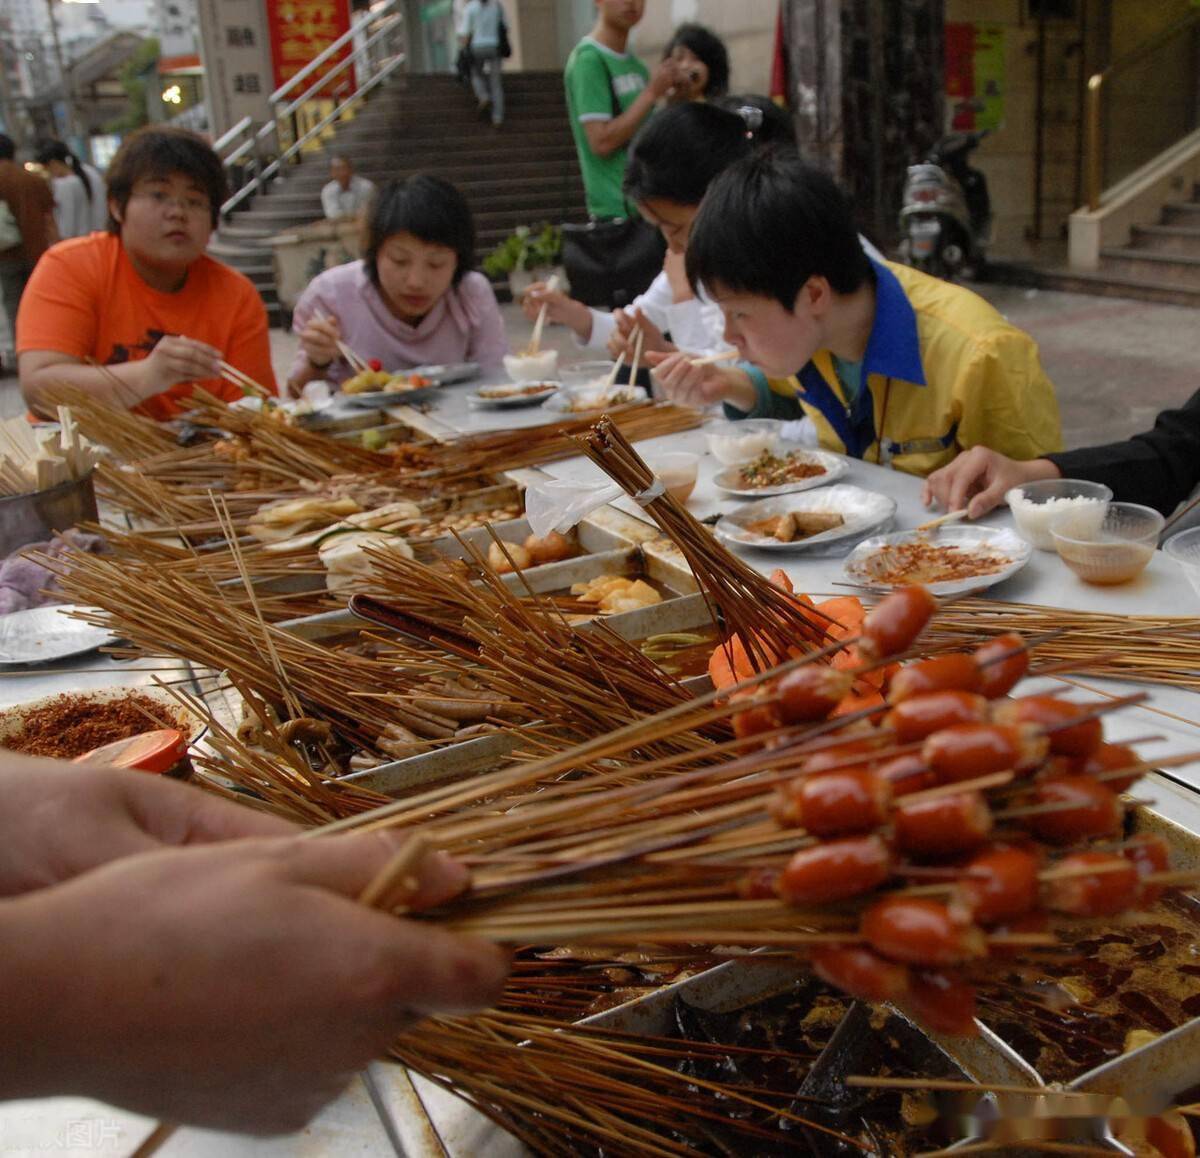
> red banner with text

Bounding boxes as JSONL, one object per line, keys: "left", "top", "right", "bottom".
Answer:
{"left": 265, "top": 0, "right": 352, "bottom": 98}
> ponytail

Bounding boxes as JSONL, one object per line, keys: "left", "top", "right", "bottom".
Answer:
{"left": 34, "top": 138, "right": 94, "bottom": 202}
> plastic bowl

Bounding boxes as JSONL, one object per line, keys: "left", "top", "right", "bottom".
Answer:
{"left": 503, "top": 349, "right": 559, "bottom": 383}
{"left": 705, "top": 419, "right": 782, "bottom": 466}
{"left": 1051, "top": 501, "right": 1163, "bottom": 585}
{"left": 645, "top": 451, "right": 699, "bottom": 504}
{"left": 1163, "top": 526, "right": 1200, "bottom": 601}
{"left": 559, "top": 360, "right": 615, "bottom": 389}
{"left": 1005, "top": 478, "right": 1112, "bottom": 551}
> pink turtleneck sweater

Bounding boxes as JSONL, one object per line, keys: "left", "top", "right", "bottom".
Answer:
{"left": 290, "top": 260, "right": 508, "bottom": 383}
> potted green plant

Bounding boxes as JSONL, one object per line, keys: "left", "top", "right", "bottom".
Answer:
{"left": 482, "top": 222, "right": 564, "bottom": 297}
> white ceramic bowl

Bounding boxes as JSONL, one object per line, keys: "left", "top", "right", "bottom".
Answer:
{"left": 705, "top": 419, "right": 782, "bottom": 466}
{"left": 1005, "top": 478, "right": 1112, "bottom": 551}
{"left": 503, "top": 349, "right": 559, "bottom": 383}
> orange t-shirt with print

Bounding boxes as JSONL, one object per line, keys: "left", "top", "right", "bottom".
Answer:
{"left": 17, "top": 232, "right": 277, "bottom": 420}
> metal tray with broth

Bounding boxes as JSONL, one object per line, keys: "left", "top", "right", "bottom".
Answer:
{"left": 715, "top": 484, "right": 897, "bottom": 554}
{"left": 341, "top": 381, "right": 444, "bottom": 409}
{"left": 712, "top": 445, "right": 849, "bottom": 497}
{"left": 844, "top": 525, "right": 1032, "bottom": 595}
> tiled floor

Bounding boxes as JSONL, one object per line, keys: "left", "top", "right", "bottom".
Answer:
{"left": 4, "top": 282, "right": 1198, "bottom": 450}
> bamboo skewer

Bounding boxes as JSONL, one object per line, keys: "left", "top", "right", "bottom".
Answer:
{"left": 915, "top": 507, "right": 969, "bottom": 533}
{"left": 217, "top": 360, "right": 270, "bottom": 400}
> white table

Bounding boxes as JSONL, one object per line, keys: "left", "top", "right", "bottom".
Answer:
{"left": 9, "top": 378, "right": 1200, "bottom": 1156}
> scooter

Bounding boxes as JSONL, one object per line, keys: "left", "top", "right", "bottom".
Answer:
{"left": 898, "top": 130, "right": 992, "bottom": 280}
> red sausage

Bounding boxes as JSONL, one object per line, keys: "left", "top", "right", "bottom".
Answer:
{"left": 1044, "top": 852, "right": 1140, "bottom": 917}
{"left": 1027, "top": 775, "right": 1123, "bottom": 845}
{"left": 889, "top": 654, "right": 983, "bottom": 702}
{"left": 1079, "top": 742, "right": 1143, "bottom": 794}
{"left": 922, "top": 723, "right": 1046, "bottom": 783}
{"left": 893, "top": 792, "right": 994, "bottom": 857}
{"left": 798, "top": 738, "right": 883, "bottom": 777}
{"left": 775, "top": 767, "right": 893, "bottom": 835}
{"left": 904, "top": 970, "right": 979, "bottom": 1037}
{"left": 776, "top": 666, "right": 854, "bottom": 724}
{"left": 987, "top": 909, "right": 1050, "bottom": 960}
{"left": 994, "top": 695, "right": 1103, "bottom": 758}
{"left": 777, "top": 835, "right": 893, "bottom": 905}
{"left": 859, "top": 586, "right": 938, "bottom": 664}
{"left": 811, "top": 946, "right": 910, "bottom": 1004}
{"left": 884, "top": 690, "right": 989, "bottom": 744}
{"left": 1122, "top": 833, "right": 1170, "bottom": 905}
{"left": 959, "top": 846, "right": 1041, "bottom": 925}
{"left": 737, "top": 867, "right": 779, "bottom": 900}
{"left": 973, "top": 633, "right": 1028, "bottom": 699}
{"left": 861, "top": 897, "right": 987, "bottom": 966}
{"left": 877, "top": 752, "right": 939, "bottom": 796}
{"left": 731, "top": 695, "right": 782, "bottom": 740}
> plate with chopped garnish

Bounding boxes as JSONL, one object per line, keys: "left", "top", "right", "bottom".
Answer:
{"left": 712, "top": 446, "right": 847, "bottom": 497}
{"left": 471, "top": 381, "right": 560, "bottom": 409}
{"left": 843, "top": 526, "right": 1032, "bottom": 595}
{"left": 715, "top": 485, "right": 896, "bottom": 554}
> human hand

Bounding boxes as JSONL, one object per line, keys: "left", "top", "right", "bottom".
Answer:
{"left": 0, "top": 755, "right": 297, "bottom": 898}
{"left": 298, "top": 314, "right": 341, "bottom": 370}
{"left": 921, "top": 447, "right": 1061, "bottom": 519}
{"left": 141, "top": 334, "right": 221, "bottom": 388}
{"left": 2, "top": 830, "right": 507, "bottom": 1133}
{"left": 522, "top": 283, "right": 591, "bottom": 339}
{"left": 606, "top": 309, "right": 672, "bottom": 360}
{"left": 645, "top": 351, "right": 752, "bottom": 410}
{"left": 648, "top": 57, "right": 685, "bottom": 100}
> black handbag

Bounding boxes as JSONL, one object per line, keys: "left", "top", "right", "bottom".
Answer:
{"left": 561, "top": 217, "right": 665, "bottom": 310}
{"left": 561, "top": 55, "right": 665, "bottom": 309}
{"left": 498, "top": 14, "right": 512, "bottom": 59}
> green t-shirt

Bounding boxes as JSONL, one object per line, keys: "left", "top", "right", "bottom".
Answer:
{"left": 564, "top": 37, "right": 650, "bottom": 219}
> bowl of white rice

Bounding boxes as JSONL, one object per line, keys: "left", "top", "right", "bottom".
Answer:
{"left": 1005, "top": 479, "right": 1112, "bottom": 551}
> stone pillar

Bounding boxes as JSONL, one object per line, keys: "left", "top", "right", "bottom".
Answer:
{"left": 784, "top": 0, "right": 944, "bottom": 246}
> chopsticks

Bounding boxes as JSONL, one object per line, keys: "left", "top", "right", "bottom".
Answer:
{"left": 217, "top": 360, "right": 271, "bottom": 400}
{"left": 915, "top": 508, "right": 969, "bottom": 534}
{"left": 628, "top": 325, "right": 645, "bottom": 390}
{"left": 1163, "top": 491, "right": 1200, "bottom": 536}
{"left": 526, "top": 274, "right": 560, "bottom": 356}
{"left": 316, "top": 313, "right": 371, "bottom": 374}
{"left": 688, "top": 349, "right": 739, "bottom": 366}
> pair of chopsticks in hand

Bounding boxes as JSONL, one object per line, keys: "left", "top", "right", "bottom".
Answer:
{"left": 316, "top": 313, "right": 372, "bottom": 375}
{"left": 607, "top": 326, "right": 739, "bottom": 392}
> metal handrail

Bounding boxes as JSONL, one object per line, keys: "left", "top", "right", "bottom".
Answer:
{"left": 212, "top": 115, "right": 253, "bottom": 157}
{"left": 219, "top": 9, "right": 406, "bottom": 217}
{"left": 1085, "top": 10, "right": 1200, "bottom": 211}
{"left": 268, "top": 0, "right": 400, "bottom": 105}
{"left": 221, "top": 45, "right": 406, "bottom": 215}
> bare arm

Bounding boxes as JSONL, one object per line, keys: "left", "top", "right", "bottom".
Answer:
{"left": 582, "top": 59, "right": 680, "bottom": 158}
{"left": 20, "top": 338, "right": 221, "bottom": 418}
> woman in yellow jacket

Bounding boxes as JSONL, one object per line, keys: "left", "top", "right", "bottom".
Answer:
{"left": 648, "top": 152, "right": 1061, "bottom": 478}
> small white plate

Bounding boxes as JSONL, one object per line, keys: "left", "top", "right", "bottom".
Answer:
{"left": 843, "top": 525, "right": 1033, "bottom": 595}
{"left": 0, "top": 605, "right": 117, "bottom": 666}
{"left": 715, "top": 485, "right": 897, "bottom": 554}
{"left": 412, "top": 361, "right": 479, "bottom": 385}
{"left": 471, "top": 382, "right": 561, "bottom": 409}
{"left": 542, "top": 384, "right": 648, "bottom": 414}
{"left": 712, "top": 447, "right": 848, "bottom": 497}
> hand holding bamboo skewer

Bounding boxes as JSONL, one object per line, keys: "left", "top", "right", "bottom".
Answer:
{"left": 915, "top": 508, "right": 969, "bottom": 534}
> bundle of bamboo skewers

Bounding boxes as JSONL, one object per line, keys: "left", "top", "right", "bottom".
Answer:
{"left": 0, "top": 409, "right": 99, "bottom": 496}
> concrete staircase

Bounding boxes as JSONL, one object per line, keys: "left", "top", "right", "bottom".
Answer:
{"left": 210, "top": 71, "right": 587, "bottom": 323}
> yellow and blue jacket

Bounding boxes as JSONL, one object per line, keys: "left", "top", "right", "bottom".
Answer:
{"left": 730, "top": 259, "right": 1063, "bottom": 478}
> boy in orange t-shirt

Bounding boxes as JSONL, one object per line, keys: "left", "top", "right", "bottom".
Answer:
{"left": 17, "top": 127, "right": 275, "bottom": 420}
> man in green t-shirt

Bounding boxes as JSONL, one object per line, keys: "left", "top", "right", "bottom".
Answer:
{"left": 564, "top": 1, "right": 683, "bottom": 219}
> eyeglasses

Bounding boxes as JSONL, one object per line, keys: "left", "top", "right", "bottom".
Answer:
{"left": 131, "top": 189, "right": 212, "bottom": 216}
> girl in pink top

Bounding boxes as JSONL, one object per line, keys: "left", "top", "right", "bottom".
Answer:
{"left": 288, "top": 174, "right": 508, "bottom": 391}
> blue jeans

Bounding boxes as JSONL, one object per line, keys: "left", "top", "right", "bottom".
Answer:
{"left": 470, "top": 46, "right": 504, "bottom": 124}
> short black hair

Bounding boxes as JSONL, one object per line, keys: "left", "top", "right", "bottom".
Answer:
{"left": 663, "top": 23, "right": 729, "bottom": 98}
{"left": 712, "top": 93, "right": 795, "bottom": 149}
{"left": 363, "top": 175, "right": 476, "bottom": 288}
{"left": 686, "top": 151, "right": 871, "bottom": 309}
{"left": 0, "top": 135, "right": 14, "bottom": 161}
{"left": 105, "top": 126, "right": 227, "bottom": 230}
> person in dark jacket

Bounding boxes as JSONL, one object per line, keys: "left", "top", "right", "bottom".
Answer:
{"left": 922, "top": 387, "right": 1200, "bottom": 519}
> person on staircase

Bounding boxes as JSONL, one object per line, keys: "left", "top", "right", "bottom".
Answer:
{"left": 321, "top": 155, "right": 375, "bottom": 221}
{"left": 17, "top": 126, "right": 275, "bottom": 420}
{"left": 288, "top": 174, "right": 507, "bottom": 394}
{"left": 458, "top": 0, "right": 508, "bottom": 128}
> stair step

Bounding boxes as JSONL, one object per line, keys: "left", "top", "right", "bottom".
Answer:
{"left": 1097, "top": 247, "right": 1200, "bottom": 290}
{"left": 994, "top": 263, "right": 1200, "bottom": 308}
{"left": 1129, "top": 223, "right": 1200, "bottom": 255}
{"left": 1160, "top": 200, "right": 1200, "bottom": 226}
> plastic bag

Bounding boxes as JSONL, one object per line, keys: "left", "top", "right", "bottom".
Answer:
{"left": 525, "top": 477, "right": 623, "bottom": 538}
